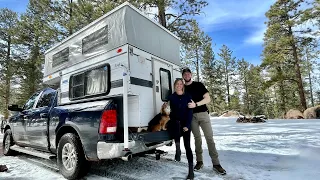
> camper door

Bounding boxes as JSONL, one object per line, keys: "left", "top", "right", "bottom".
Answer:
{"left": 153, "top": 59, "right": 173, "bottom": 114}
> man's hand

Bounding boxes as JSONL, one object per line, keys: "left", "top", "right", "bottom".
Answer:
{"left": 188, "top": 100, "right": 196, "bottom": 108}
{"left": 183, "top": 127, "right": 189, "bottom": 132}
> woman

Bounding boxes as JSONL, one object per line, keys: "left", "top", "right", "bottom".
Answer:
{"left": 167, "top": 78, "right": 194, "bottom": 179}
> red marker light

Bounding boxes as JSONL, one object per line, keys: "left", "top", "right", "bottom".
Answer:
{"left": 117, "top": 48, "right": 122, "bottom": 53}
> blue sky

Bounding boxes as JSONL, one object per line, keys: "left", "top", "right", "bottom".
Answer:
{"left": 0, "top": 0, "right": 28, "bottom": 13}
{"left": 196, "top": 0, "right": 276, "bottom": 65}
{"left": 0, "top": 0, "right": 276, "bottom": 65}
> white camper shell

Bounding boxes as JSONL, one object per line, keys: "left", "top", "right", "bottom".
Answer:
{"left": 43, "top": 2, "right": 182, "bottom": 134}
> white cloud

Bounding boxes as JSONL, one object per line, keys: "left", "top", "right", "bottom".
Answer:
{"left": 194, "top": 0, "right": 276, "bottom": 46}
{"left": 197, "top": 0, "right": 275, "bottom": 30}
{"left": 244, "top": 25, "right": 266, "bottom": 45}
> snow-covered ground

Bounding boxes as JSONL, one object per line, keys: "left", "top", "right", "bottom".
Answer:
{"left": 1, "top": 118, "right": 320, "bottom": 180}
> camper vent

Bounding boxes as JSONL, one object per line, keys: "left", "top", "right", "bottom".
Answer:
{"left": 52, "top": 47, "right": 69, "bottom": 67}
{"left": 82, "top": 26, "right": 108, "bottom": 54}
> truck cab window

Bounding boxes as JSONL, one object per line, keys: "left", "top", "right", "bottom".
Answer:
{"left": 160, "top": 68, "right": 172, "bottom": 101}
{"left": 23, "top": 92, "right": 41, "bottom": 110}
{"left": 36, "top": 89, "right": 56, "bottom": 108}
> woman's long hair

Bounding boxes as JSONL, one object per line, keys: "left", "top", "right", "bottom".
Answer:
{"left": 174, "top": 78, "right": 184, "bottom": 94}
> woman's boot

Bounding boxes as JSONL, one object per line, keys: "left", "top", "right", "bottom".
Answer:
{"left": 186, "top": 164, "right": 194, "bottom": 180}
{"left": 175, "top": 142, "right": 181, "bottom": 161}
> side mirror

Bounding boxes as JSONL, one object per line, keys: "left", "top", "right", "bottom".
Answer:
{"left": 8, "top": 105, "right": 23, "bottom": 112}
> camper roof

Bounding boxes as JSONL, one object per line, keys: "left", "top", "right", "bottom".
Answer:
{"left": 44, "top": 2, "right": 181, "bottom": 78}
{"left": 45, "top": 2, "right": 180, "bottom": 54}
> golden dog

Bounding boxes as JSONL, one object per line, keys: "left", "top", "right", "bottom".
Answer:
{"left": 148, "top": 103, "right": 171, "bottom": 132}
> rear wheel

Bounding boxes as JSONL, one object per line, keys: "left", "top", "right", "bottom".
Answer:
{"left": 3, "top": 129, "right": 15, "bottom": 156}
{"left": 57, "top": 133, "right": 90, "bottom": 180}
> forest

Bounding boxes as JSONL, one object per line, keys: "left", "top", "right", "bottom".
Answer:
{"left": 1, "top": 0, "right": 320, "bottom": 119}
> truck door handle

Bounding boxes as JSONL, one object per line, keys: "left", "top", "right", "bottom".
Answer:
{"left": 40, "top": 113, "right": 48, "bottom": 118}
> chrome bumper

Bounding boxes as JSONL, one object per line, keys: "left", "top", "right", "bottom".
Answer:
{"left": 97, "top": 140, "right": 172, "bottom": 159}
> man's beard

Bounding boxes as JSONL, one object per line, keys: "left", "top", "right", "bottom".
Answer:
{"left": 184, "top": 78, "right": 191, "bottom": 82}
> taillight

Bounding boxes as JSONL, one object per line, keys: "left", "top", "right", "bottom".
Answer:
{"left": 99, "top": 110, "right": 117, "bottom": 134}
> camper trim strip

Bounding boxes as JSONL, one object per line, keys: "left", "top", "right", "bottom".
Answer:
{"left": 130, "top": 77, "right": 153, "bottom": 88}
{"left": 60, "top": 77, "right": 152, "bottom": 99}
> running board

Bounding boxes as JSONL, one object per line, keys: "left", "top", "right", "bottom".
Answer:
{"left": 10, "top": 145, "right": 56, "bottom": 160}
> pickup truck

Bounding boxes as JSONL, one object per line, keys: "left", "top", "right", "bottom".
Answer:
{"left": 2, "top": 87, "right": 172, "bottom": 179}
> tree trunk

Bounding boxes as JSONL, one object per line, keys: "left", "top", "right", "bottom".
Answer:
{"left": 279, "top": 81, "right": 286, "bottom": 113}
{"left": 244, "top": 76, "right": 250, "bottom": 114}
{"left": 4, "top": 36, "right": 11, "bottom": 119}
{"left": 306, "top": 48, "right": 314, "bottom": 107}
{"left": 226, "top": 64, "right": 230, "bottom": 109}
{"left": 69, "top": 0, "right": 73, "bottom": 35}
{"left": 289, "top": 27, "right": 307, "bottom": 110}
{"left": 196, "top": 48, "right": 200, "bottom": 82}
{"left": 29, "top": 45, "right": 40, "bottom": 96}
{"left": 157, "top": 0, "right": 167, "bottom": 28}
{"left": 308, "top": 71, "right": 314, "bottom": 107}
{"left": 277, "top": 66, "right": 286, "bottom": 114}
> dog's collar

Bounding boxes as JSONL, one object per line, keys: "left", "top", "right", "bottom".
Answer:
{"left": 161, "top": 112, "right": 170, "bottom": 116}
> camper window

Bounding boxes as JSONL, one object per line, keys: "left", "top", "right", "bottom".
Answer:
{"left": 52, "top": 47, "right": 69, "bottom": 67}
{"left": 69, "top": 64, "right": 110, "bottom": 99}
{"left": 82, "top": 26, "right": 108, "bottom": 54}
{"left": 160, "top": 68, "right": 172, "bottom": 101}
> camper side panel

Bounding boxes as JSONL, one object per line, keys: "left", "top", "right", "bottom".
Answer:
{"left": 128, "top": 54, "right": 154, "bottom": 127}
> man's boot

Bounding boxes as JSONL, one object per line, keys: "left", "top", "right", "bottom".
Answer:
{"left": 194, "top": 161, "right": 204, "bottom": 171}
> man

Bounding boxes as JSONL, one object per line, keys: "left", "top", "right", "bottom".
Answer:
{"left": 182, "top": 67, "right": 227, "bottom": 175}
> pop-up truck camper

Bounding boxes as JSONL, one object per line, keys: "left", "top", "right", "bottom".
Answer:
{"left": 2, "top": 2, "right": 182, "bottom": 179}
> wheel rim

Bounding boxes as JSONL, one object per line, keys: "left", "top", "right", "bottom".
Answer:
{"left": 62, "top": 143, "right": 77, "bottom": 171}
{"left": 4, "top": 134, "right": 11, "bottom": 152}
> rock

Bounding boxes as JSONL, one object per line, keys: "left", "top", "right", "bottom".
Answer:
{"left": 285, "top": 109, "right": 304, "bottom": 119}
{"left": 220, "top": 111, "right": 240, "bottom": 117}
{"left": 210, "top": 112, "right": 219, "bottom": 117}
{"left": 0, "top": 165, "right": 8, "bottom": 172}
{"left": 303, "top": 105, "right": 320, "bottom": 119}
{"left": 236, "top": 115, "right": 267, "bottom": 123}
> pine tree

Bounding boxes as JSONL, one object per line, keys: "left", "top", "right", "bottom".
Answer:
{"left": 238, "top": 58, "right": 251, "bottom": 114}
{"left": 202, "top": 39, "right": 226, "bottom": 113}
{"left": 182, "top": 21, "right": 211, "bottom": 81}
{"left": 217, "top": 45, "right": 237, "bottom": 109}
{"left": 0, "top": 8, "right": 19, "bottom": 118}
{"left": 246, "top": 65, "right": 266, "bottom": 116}
{"left": 263, "top": 0, "right": 314, "bottom": 111}
{"left": 15, "top": 0, "right": 57, "bottom": 105}
{"left": 230, "top": 88, "right": 241, "bottom": 112}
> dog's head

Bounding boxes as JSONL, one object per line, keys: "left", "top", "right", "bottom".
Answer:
{"left": 161, "top": 102, "right": 171, "bottom": 115}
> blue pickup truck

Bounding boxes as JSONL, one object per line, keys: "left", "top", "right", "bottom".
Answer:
{"left": 2, "top": 87, "right": 172, "bottom": 179}
{"left": 2, "top": 2, "right": 183, "bottom": 179}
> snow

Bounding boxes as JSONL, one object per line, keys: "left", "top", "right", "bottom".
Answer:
{"left": 1, "top": 118, "right": 320, "bottom": 180}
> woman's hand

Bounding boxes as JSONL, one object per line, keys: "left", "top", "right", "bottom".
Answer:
{"left": 183, "top": 127, "right": 189, "bottom": 132}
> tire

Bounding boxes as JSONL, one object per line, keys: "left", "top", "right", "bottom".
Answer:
{"left": 3, "top": 129, "right": 15, "bottom": 156}
{"left": 57, "top": 133, "right": 90, "bottom": 180}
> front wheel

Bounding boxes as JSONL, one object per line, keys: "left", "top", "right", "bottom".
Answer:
{"left": 57, "top": 133, "right": 90, "bottom": 180}
{"left": 3, "top": 129, "right": 15, "bottom": 156}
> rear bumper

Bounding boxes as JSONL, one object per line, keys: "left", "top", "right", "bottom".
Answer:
{"left": 97, "top": 140, "right": 171, "bottom": 159}
{"left": 97, "top": 130, "right": 172, "bottom": 159}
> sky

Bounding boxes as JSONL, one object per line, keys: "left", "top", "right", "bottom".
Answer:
{"left": 195, "top": 0, "right": 276, "bottom": 65}
{"left": 0, "top": 0, "right": 276, "bottom": 65}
